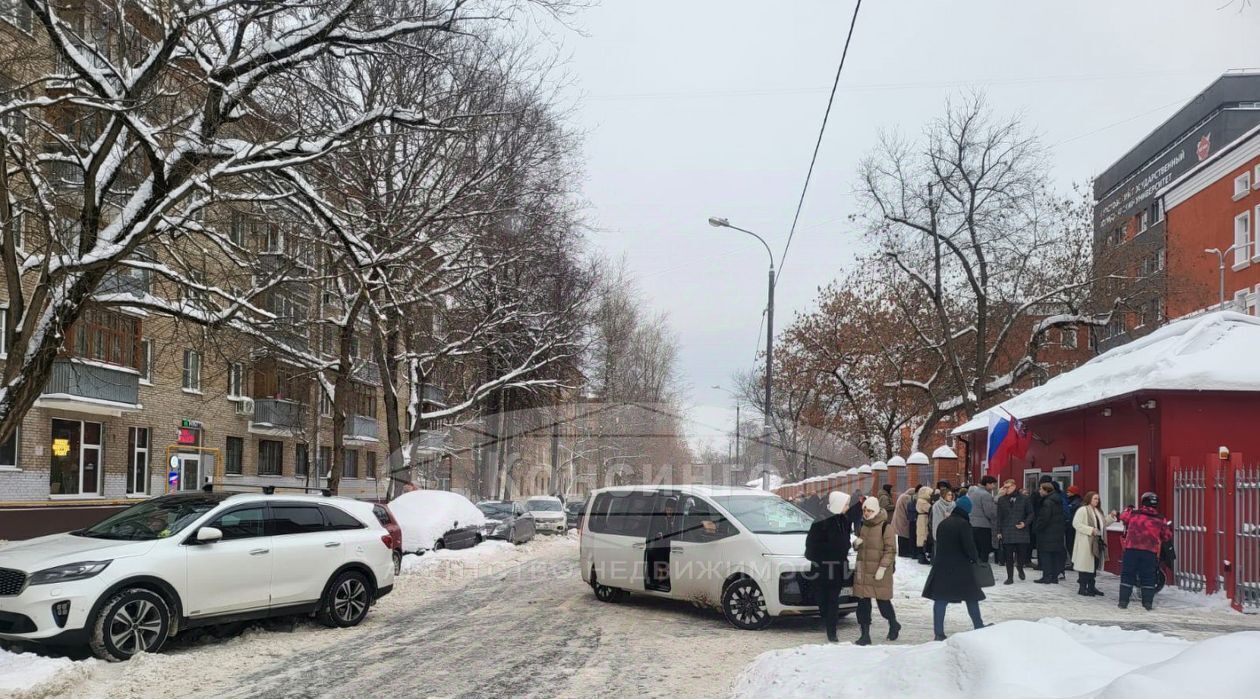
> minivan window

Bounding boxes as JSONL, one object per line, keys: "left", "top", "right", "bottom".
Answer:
{"left": 711, "top": 496, "right": 813, "bottom": 535}
{"left": 211, "top": 506, "right": 266, "bottom": 540}
{"left": 270, "top": 505, "right": 325, "bottom": 535}
{"left": 321, "top": 505, "right": 365, "bottom": 530}
{"left": 605, "top": 492, "right": 653, "bottom": 537}
{"left": 679, "top": 496, "right": 736, "bottom": 542}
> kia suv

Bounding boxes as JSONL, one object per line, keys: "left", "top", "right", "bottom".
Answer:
{"left": 0, "top": 491, "right": 394, "bottom": 661}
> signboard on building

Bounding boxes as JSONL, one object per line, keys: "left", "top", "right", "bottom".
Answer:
{"left": 177, "top": 428, "right": 199, "bottom": 445}
{"left": 52, "top": 438, "right": 71, "bottom": 457}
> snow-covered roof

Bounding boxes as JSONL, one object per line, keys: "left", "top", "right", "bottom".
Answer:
{"left": 932, "top": 445, "right": 958, "bottom": 459}
{"left": 745, "top": 473, "right": 785, "bottom": 490}
{"left": 857, "top": 464, "right": 872, "bottom": 474}
{"left": 953, "top": 311, "right": 1260, "bottom": 435}
{"left": 886, "top": 455, "right": 907, "bottom": 467}
{"left": 907, "top": 451, "right": 930, "bottom": 465}
{"left": 871, "top": 461, "right": 888, "bottom": 471}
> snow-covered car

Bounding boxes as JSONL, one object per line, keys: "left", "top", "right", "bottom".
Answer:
{"left": 579, "top": 485, "right": 857, "bottom": 630}
{"left": 523, "top": 496, "right": 566, "bottom": 534}
{"left": 389, "top": 490, "right": 487, "bottom": 552}
{"left": 476, "top": 501, "right": 536, "bottom": 544}
{"left": 0, "top": 492, "right": 394, "bottom": 661}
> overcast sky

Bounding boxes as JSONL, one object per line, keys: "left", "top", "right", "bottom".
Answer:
{"left": 551, "top": 0, "right": 1259, "bottom": 453}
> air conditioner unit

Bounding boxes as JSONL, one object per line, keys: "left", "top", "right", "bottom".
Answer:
{"left": 235, "top": 397, "right": 255, "bottom": 417}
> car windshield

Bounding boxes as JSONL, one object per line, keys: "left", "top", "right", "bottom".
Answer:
{"left": 478, "top": 502, "right": 513, "bottom": 518}
{"left": 526, "top": 499, "right": 562, "bottom": 512}
{"left": 711, "top": 496, "right": 815, "bottom": 535}
{"left": 76, "top": 495, "right": 225, "bottom": 541}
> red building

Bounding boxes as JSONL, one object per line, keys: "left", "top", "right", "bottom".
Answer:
{"left": 1162, "top": 122, "right": 1260, "bottom": 318}
{"left": 952, "top": 312, "right": 1260, "bottom": 610}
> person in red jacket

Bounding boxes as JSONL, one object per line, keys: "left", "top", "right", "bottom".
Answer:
{"left": 1115, "top": 492, "right": 1173, "bottom": 611}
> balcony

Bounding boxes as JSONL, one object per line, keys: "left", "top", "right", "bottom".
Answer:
{"left": 422, "top": 384, "right": 446, "bottom": 407}
{"left": 97, "top": 268, "right": 150, "bottom": 298}
{"left": 38, "top": 359, "right": 140, "bottom": 415}
{"left": 343, "top": 414, "right": 378, "bottom": 441}
{"left": 412, "top": 429, "right": 450, "bottom": 453}
{"left": 249, "top": 398, "right": 305, "bottom": 435}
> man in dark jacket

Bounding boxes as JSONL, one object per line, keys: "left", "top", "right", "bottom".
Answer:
{"left": 1117, "top": 492, "right": 1174, "bottom": 610}
{"left": 805, "top": 491, "right": 862, "bottom": 642}
{"left": 1033, "top": 483, "right": 1067, "bottom": 584}
{"left": 921, "top": 495, "right": 988, "bottom": 641}
{"left": 1065, "top": 485, "right": 1084, "bottom": 562}
{"left": 995, "top": 479, "right": 1033, "bottom": 584}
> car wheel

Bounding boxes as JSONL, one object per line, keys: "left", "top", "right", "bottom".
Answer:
{"left": 89, "top": 587, "right": 172, "bottom": 661}
{"left": 722, "top": 578, "right": 772, "bottom": 630}
{"left": 433, "top": 538, "right": 445, "bottom": 551}
{"left": 591, "top": 571, "right": 625, "bottom": 603}
{"left": 508, "top": 527, "right": 517, "bottom": 544}
{"left": 474, "top": 534, "right": 483, "bottom": 547}
{"left": 317, "top": 570, "right": 373, "bottom": 628}
{"left": 392, "top": 550, "right": 402, "bottom": 576}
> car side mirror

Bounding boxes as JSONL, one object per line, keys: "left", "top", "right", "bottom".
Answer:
{"left": 196, "top": 526, "right": 223, "bottom": 544}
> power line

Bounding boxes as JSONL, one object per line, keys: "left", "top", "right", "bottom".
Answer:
{"left": 776, "top": 0, "right": 863, "bottom": 287}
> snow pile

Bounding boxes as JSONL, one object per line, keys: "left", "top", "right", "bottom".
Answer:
{"left": 0, "top": 647, "right": 90, "bottom": 698}
{"left": 400, "top": 540, "right": 517, "bottom": 574}
{"left": 388, "top": 490, "right": 486, "bottom": 552}
{"left": 730, "top": 619, "right": 1260, "bottom": 699}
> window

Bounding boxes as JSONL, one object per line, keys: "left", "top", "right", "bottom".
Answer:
{"left": 126, "top": 427, "right": 150, "bottom": 495}
{"left": 270, "top": 505, "right": 324, "bottom": 535}
{"left": 343, "top": 449, "right": 359, "bottom": 478}
{"left": 1151, "top": 298, "right": 1163, "bottom": 323}
{"left": 1023, "top": 469, "right": 1042, "bottom": 496}
{"left": 1235, "top": 211, "right": 1251, "bottom": 268}
{"left": 321, "top": 505, "right": 364, "bottom": 530}
{"left": 0, "top": 427, "right": 18, "bottom": 469}
{"left": 264, "top": 225, "right": 284, "bottom": 254}
{"left": 295, "top": 443, "right": 309, "bottom": 477}
{"left": 318, "top": 446, "right": 333, "bottom": 476}
{"left": 228, "top": 211, "right": 247, "bottom": 247}
{"left": 1151, "top": 199, "right": 1164, "bottom": 224}
{"left": 680, "top": 496, "right": 738, "bottom": 542}
{"left": 227, "top": 362, "right": 244, "bottom": 398}
{"left": 1255, "top": 165, "right": 1260, "bottom": 190}
{"left": 182, "top": 350, "right": 201, "bottom": 391}
{"left": 1235, "top": 172, "right": 1252, "bottom": 200}
{"left": 49, "top": 419, "right": 103, "bottom": 496}
{"left": 1138, "top": 209, "right": 1149, "bottom": 232}
{"left": 225, "top": 436, "right": 243, "bottom": 475}
{"left": 349, "top": 383, "right": 376, "bottom": 417}
{"left": 372, "top": 504, "right": 391, "bottom": 527}
{"left": 70, "top": 309, "right": 140, "bottom": 368}
{"left": 320, "top": 389, "right": 333, "bottom": 418}
{"left": 211, "top": 506, "right": 266, "bottom": 540}
{"left": 258, "top": 439, "right": 283, "bottom": 476}
{"left": 0, "top": 1, "right": 32, "bottom": 33}
{"left": 1156, "top": 248, "right": 1166, "bottom": 271}
{"left": 365, "top": 451, "right": 377, "bottom": 479}
{"left": 593, "top": 492, "right": 652, "bottom": 537}
{"left": 138, "top": 339, "right": 153, "bottom": 383}
{"left": 1061, "top": 327, "right": 1077, "bottom": 349}
{"left": 1100, "top": 447, "right": 1139, "bottom": 518}
{"left": 0, "top": 307, "right": 7, "bottom": 357}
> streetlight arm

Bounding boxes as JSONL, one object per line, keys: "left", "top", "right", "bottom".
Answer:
{"left": 723, "top": 223, "right": 775, "bottom": 270}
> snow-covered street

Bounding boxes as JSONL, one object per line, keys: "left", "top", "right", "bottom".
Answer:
{"left": 5, "top": 536, "right": 1258, "bottom": 699}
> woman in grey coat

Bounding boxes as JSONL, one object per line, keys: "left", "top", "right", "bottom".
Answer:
{"left": 995, "top": 479, "right": 1034, "bottom": 584}
{"left": 930, "top": 487, "right": 956, "bottom": 543}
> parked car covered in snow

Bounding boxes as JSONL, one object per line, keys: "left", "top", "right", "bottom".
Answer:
{"left": 523, "top": 496, "right": 566, "bottom": 534}
{"left": 476, "top": 501, "right": 536, "bottom": 544}
{"left": 389, "top": 490, "right": 487, "bottom": 552}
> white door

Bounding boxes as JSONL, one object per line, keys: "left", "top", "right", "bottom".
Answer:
{"left": 268, "top": 503, "right": 345, "bottom": 606}
{"left": 183, "top": 505, "right": 272, "bottom": 617}
{"left": 588, "top": 491, "right": 652, "bottom": 591}
{"left": 669, "top": 495, "right": 738, "bottom": 603}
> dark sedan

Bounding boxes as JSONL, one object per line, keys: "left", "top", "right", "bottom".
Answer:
{"left": 476, "top": 500, "right": 536, "bottom": 544}
{"left": 564, "top": 499, "right": 587, "bottom": 530}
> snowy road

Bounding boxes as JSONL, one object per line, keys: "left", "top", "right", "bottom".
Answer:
{"left": 15, "top": 536, "right": 1260, "bottom": 699}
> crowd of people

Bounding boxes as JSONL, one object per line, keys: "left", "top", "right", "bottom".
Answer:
{"left": 796, "top": 475, "right": 1174, "bottom": 644}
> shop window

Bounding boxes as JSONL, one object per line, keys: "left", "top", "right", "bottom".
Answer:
{"left": 1100, "top": 447, "right": 1138, "bottom": 517}
{"left": 49, "top": 419, "right": 103, "bottom": 496}
{"left": 225, "top": 436, "right": 243, "bottom": 475}
{"left": 258, "top": 439, "right": 283, "bottom": 476}
{"left": 126, "top": 427, "right": 149, "bottom": 495}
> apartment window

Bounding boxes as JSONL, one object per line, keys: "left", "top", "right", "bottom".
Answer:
{"left": 1061, "top": 327, "right": 1077, "bottom": 349}
{"left": 0, "top": 427, "right": 18, "bottom": 469}
{"left": 228, "top": 211, "right": 247, "bottom": 247}
{"left": 138, "top": 339, "right": 153, "bottom": 383}
{"left": 1156, "top": 248, "right": 1166, "bottom": 271}
{"left": 1100, "top": 447, "right": 1138, "bottom": 517}
{"left": 227, "top": 362, "right": 244, "bottom": 398}
{"left": 1235, "top": 211, "right": 1251, "bottom": 267}
{"left": 265, "top": 225, "right": 284, "bottom": 254}
{"left": 182, "top": 350, "right": 202, "bottom": 391}
{"left": 1151, "top": 298, "right": 1163, "bottom": 323}
{"left": 70, "top": 309, "right": 140, "bottom": 368}
{"left": 1151, "top": 199, "right": 1164, "bottom": 224}
{"left": 0, "top": 307, "right": 7, "bottom": 357}
{"left": 1235, "top": 172, "right": 1252, "bottom": 200}
{"left": 1255, "top": 165, "right": 1260, "bottom": 190}
{"left": 318, "top": 446, "right": 333, "bottom": 476}
{"left": 224, "top": 436, "right": 243, "bottom": 475}
{"left": 365, "top": 451, "right": 377, "bottom": 479}
{"left": 295, "top": 443, "right": 309, "bottom": 477}
{"left": 1138, "top": 209, "right": 1149, "bottom": 232}
{"left": 3, "top": 207, "right": 21, "bottom": 251}
{"left": 126, "top": 427, "right": 150, "bottom": 495}
{"left": 258, "top": 439, "right": 283, "bottom": 476}
{"left": 320, "top": 389, "right": 333, "bottom": 418}
{"left": 343, "top": 449, "right": 359, "bottom": 479}
{"left": 0, "top": 1, "right": 32, "bottom": 33}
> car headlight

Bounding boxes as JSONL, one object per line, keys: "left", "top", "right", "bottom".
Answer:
{"left": 28, "top": 560, "right": 112, "bottom": 586}
{"left": 493, "top": 523, "right": 509, "bottom": 534}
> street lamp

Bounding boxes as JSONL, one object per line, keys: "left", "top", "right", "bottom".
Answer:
{"left": 1205, "top": 243, "right": 1252, "bottom": 308}
{"left": 707, "top": 216, "right": 775, "bottom": 490}
{"left": 712, "top": 384, "right": 742, "bottom": 469}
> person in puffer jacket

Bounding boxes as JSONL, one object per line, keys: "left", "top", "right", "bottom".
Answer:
{"left": 914, "top": 486, "right": 933, "bottom": 565}
{"left": 1116, "top": 492, "right": 1173, "bottom": 611}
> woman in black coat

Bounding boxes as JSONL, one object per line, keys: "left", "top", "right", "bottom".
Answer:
{"left": 1032, "top": 483, "right": 1067, "bottom": 584}
{"left": 805, "top": 491, "right": 863, "bottom": 642}
{"left": 922, "top": 496, "right": 988, "bottom": 641}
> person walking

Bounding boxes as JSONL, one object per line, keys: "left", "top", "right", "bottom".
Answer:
{"left": 1117, "top": 492, "right": 1173, "bottom": 611}
{"left": 805, "top": 491, "right": 862, "bottom": 641}
{"left": 1065, "top": 485, "right": 1084, "bottom": 566}
{"left": 1032, "top": 482, "right": 1067, "bottom": 584}
{"left": 893, "top": 486, "right": 914, "bottom": 558}
{"left": 914, "top": 486, "right": 933, "bottom": 565}
{"left": 967, "top": 476, "right": 999, "bottom": 564}
{"left": 1071, "top": 490, "right": 1114, "bottom": 597}
{"left": 852, "top": 495, "right": 901, "bottom": 645}
{"left": 922, "top": 495, "right": 988, "bottom": 641}
{"left": 995, "top": 479, "right": 1033, "bottom": 584}
{"left": 931, "top": 485, "right": 956, "bottom": 543}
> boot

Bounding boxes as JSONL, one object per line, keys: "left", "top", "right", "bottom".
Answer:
{"left": 1077, "top": 580, "right": 1090, "bottom": 596}
{"left": 1118, "top": 584, "right": 1133, "bottom": 609}
{"left": 856, "top": 625, "right": 872, "bottom": 646}
{"left": 1004, "top": 575, "right": 1014, "bottom": 585}
{"left": 1141, "top": 587, "right": 1155, "bottom": 611}
{"left": 887, "top": 619, "right": 901, "bottom": 641}
{"left": 1090, "top": 583, "right": 1105, "bottom": 597}
{"left": 934, "top": 633, "right": 948, "bottom": 642}
{"left": 826, "top": 629, "right": 838, "bottom": 643}
{"left": 1017, "top": 567, "right": 1026, "bottom": 581}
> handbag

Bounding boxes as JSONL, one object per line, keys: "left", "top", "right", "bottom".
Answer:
{"left": 973, "top": 561, "right": 996, "bottom": 588}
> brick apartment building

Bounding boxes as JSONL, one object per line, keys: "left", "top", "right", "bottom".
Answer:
{"left": 1092, "top": 70, "right": 1260, "bottom": 351}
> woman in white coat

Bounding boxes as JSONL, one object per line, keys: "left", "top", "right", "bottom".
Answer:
{"left": 1072, "top": 491, "right": 1115, "bottom": 597}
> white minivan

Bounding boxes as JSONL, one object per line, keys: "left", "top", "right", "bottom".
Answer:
{"left": 578, "top": 485, "right": 856, "bottom": 629}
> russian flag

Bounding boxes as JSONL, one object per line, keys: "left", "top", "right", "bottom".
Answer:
{"left": 987, "top": 411, "right": 1030, "bottom": 479}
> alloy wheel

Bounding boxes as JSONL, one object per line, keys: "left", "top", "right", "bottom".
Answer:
{"left": 333, "top": 578, "right": 369, "bottom": 623}
{"left": 108, "top": 599, "right": 163, "bottom": 655}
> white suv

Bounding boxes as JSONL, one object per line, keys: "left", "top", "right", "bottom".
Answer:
{"left": 523, "top": 496, "right": 566, "bottom": 534}
{"left": 0, "top": 491, "right": 395, "bottom": 661}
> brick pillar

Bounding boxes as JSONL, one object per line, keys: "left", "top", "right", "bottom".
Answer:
{"left": 933, "top": 454, "right": 962, "bottom": 487}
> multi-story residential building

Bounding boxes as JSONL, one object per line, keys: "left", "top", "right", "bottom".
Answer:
{"left": 1091, "top": 70, "right": 1260, "bottom": 351}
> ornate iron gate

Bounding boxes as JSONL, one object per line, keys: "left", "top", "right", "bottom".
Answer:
{"left": 1237, "top": 466, "right": 1260, "bottom": 610}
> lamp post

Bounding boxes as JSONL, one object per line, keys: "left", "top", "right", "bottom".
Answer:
{"left": 1205, "top": 243, "right": 1252, "bottom": 309}
{"left": 712, "top": 384, "right": 742, "bottom": 473}
{"left": 707, "top": 217, "right": 775, "bottom": 490}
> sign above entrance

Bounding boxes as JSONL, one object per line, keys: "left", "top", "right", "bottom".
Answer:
{"left": 180, "top": 419, "right": 204, "bottom": 429}
{"left": 52, "top": 438, "right": 71, "bottom": 457}
{"left": 177, "top": 428, "right": 199, "bottom": 445}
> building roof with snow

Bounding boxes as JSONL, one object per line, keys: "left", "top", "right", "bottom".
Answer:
{"left": 954, "top": 311, "right": 1260, "bottom": 435}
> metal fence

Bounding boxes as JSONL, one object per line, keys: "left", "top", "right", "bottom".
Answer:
{"left": 1172, "top": 465, "right": 1208, "bottom": 593}
{"left": 1171, "top": 459, "right": 1260, "bottom": 612}
{"left": 1238, "top": 466, "right": 1260, "bottom": 611}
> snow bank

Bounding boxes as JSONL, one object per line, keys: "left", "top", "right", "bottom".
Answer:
{"left": 0, "top": 647, "right": 90, "bottom": 698}
{"left": 730, "top": 619, "right": 1260, "bottom": 699}
{"left": 400, "top": 540, "right": 517, "bottom": 574}
{"left": 388, "top": 490, "right": 486, "bottom": 551}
